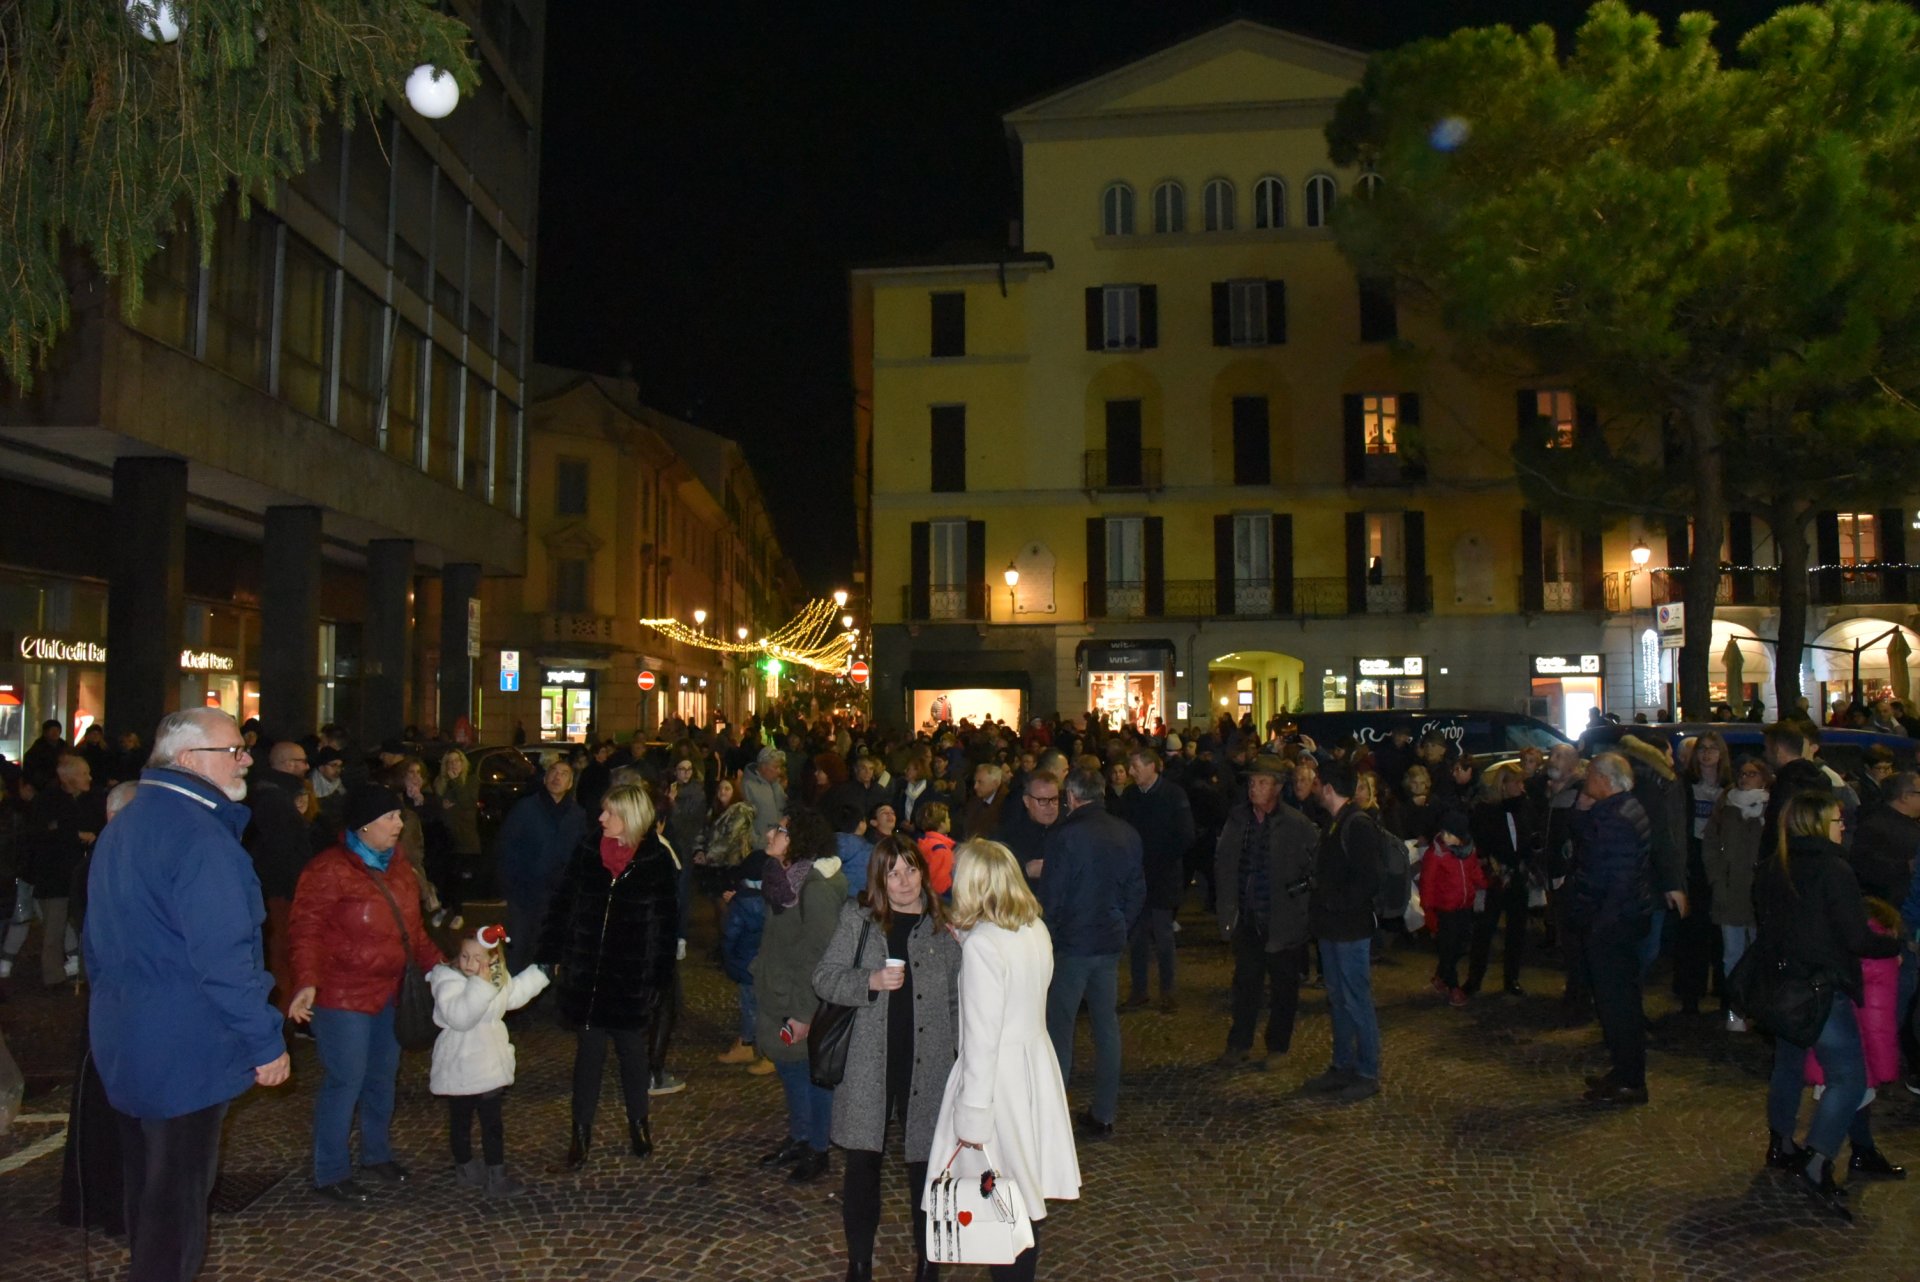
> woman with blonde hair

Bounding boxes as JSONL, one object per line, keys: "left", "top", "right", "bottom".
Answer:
{"left": 536, "top": 782, "right": 680, "bottom": 1169}
{"left": 925, "top": 840, "right": 1079, "bottom": 1281}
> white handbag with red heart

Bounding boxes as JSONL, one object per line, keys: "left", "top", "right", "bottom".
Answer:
{"left": 925, "top": 1142, "right": 1034, "bottom": 1265}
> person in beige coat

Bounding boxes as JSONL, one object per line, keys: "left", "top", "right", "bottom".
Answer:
{"left": 927, "top": 839, "right": 1081, "bottom": 1282}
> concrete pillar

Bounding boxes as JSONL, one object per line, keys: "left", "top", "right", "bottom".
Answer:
{"left": 107, "top": 457, "right": 186, "bottom": 742}
{"left": 260, "top": 505, "right": 323, "bottom": 743}
{"left": 363, "top": 539, "right": 414, "bottom": 745}
{"left": 438, "top": 562, "right": 481, "bottom": 736}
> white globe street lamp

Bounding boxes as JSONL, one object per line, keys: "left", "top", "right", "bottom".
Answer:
{"left": 405, "top": 64, "right": 460, "bottom": 119}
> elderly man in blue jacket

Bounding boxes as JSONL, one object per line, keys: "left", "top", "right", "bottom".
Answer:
{"left": 1040, "top": 766, "right": 1146, "bottom": 1140}
{"left": 85, "top": 708, "right": 289, "bottom": 1282}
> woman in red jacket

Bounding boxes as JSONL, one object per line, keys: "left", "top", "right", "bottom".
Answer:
{"left": 289, "top": 784, "right": 445, "bottom": 1205}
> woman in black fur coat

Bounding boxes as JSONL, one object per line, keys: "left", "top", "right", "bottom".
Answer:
{"left": 537, "top": 782, "right": 679, "bottom": 1168}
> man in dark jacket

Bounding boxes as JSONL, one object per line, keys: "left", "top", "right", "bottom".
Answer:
{"left": 21, "top": 718, "right": 67, "bottom": 793}
{"left": 4, "top": 753, "right": 102, "bottom": 984}
{"left": 1119, "top": 747, "right": 1196, "bottom": 1012}
{"left": 1616, "top": 732, "right": 1688, "bottom": 980}
{"left": 997, "top": 769, "right": 1059, "bottom": 884}
{"left": 245, "top": 740, "right": 315, "bottom": 1014}
{"left": 1851, "top": 772, "right": 1920, "bottom": 902}
{"left": 1040, "top": 768, "right": 1145, "bottom": 1139}
{"left": 1466, "top": 764, "right": 1543, "bottom": 997}
{"left": 1213, "top": 754, "right": 1318, "bottom": 1068}
{"left": 85, "top": 709, "right": 288, "bottom": 1282}
{"left": 1303, "top": 761, "right": 1385, "bottom": 1102}
{"left": 1569, "top": 752, "right": 1654, "bottom": 1105}
{"left": 496, "top": 759, "right": 590, "bottom": 972}
{"left": 1763, "top": 720, "right": 1835, "bottom": 855}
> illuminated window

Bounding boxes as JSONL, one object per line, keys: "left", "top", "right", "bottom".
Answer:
{"left": 1305, "top": 174, "right": 1338, "bottom": 227}
{"left": 1838, "top": 513, "right": 1878, "bottom": 564}
{"left": 1152, "top": 181, "right": 1185, "bottom": 234}
{"left": 1363, "top": 394, "right": 1398, "bottom": 455}
{"left": 1537, "top": 390, "right": 1577, "bottom": 448}
{"left": 1254, "top": 176, "right": 1286, "bottom": 229}
{"left": 1101, "top": 183, "right": 1135, "bottom": 236}
{"left": 1203, "top": 179, "right": 1235, "bottom": 231}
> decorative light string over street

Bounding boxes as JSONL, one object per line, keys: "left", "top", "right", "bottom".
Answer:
{"left": 404, "top": 64, "right": 460, "bottom": 118}
{"left": 640, "top": 598, "right": 855, "bottom": 674}
{"left": 737, "top": 626, "right": 750, "bottom": 641}
{"left": 833, "top": 589, "right": 849, "bottom": 608}
{"left": 692, "top": 608, "right": 707, "bottom": 628}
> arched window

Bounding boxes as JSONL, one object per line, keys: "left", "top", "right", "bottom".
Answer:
{"left": 1253, "top": 176, "right": 1286, "bottom": 230}
{"left": 1102, "top": 182, "right": 1135, "bottom": 236}
{"left": 1152, "top": 181, "right": 1186, "bottom": 234}
{"left": 1305, "top": 174, "right": 1337, "bottom": 227}
{"left": 1357, "top": 171, "right": 1384, "bottom": 201}
{"left": 1203, "top": 179, "right": 1235, "bottom": 231}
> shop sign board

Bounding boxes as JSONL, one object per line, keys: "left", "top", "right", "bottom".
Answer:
{"left": 544, "top": 668, "right": 589, "bottom": 686}
{"left": 179, "top": 649, "right": 236, "bottom": 672}
{"left": 1357, "top": 656, "right": 1424, "bottom": 678}
{"left": 19, "top": 635, "right": 106, "bottom": 664}
{"left": 1532, "top": 654, "right": 1603, "bottom": 677}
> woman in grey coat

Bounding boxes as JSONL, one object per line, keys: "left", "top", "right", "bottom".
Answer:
{"left": 812, "top": 833, "right": 961, "bottom": 1282}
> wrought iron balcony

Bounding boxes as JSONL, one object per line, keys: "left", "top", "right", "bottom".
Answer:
{"left": 1082, "top": 448, "right": 1163, "bottom": 491}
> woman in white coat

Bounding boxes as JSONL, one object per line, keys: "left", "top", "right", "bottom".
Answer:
{"left": 927, "top": 839, "right": 1080, "bottom": 1281}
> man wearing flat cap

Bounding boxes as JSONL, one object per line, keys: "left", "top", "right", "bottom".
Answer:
{"left": 1213, "top": 754, "right": 1318, "bottom": 1069}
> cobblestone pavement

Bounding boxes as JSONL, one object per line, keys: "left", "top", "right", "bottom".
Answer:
{"left": 4, "top": 910, "right": 1918, "bottom": 1281}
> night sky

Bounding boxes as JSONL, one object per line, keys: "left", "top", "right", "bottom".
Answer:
{"left": 534, "top": 0, "right": 1781, "bottom": 589}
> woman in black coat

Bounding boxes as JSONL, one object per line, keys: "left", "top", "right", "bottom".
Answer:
{"left": 1756, "top": 791, "right": 1902, "bottom": 1219}
{"left": 537, "top": 782, "right": 679, "bottom": 1169}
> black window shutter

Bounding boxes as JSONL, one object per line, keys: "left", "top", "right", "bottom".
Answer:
{"left": 1359, "top": 276, "right": 1397, "bottom": 342}
{"left": 930, "top": 292, "right": 965, "bottom": 358}
{"left": 1342, "top": 394, "right": 1365, "bottom": 484}
{"left": 1575, "top": 397, "right": 1599, "bottom": 448}
{"left": 909, "top": 521, "right": 931, "bottom": 619}
{"left": 1085, "top": 287, "right": 1103, "bottom": 351}
{"left": 1265, "top": 280, "right": 1286, "bottom": 344}
{"left": 1211, "top": 283, "right": 1231, "bottom": 347}
{"left": 1881, "top": 508, "right": 1908, "bottom": 600}
{"left": 1404, "top": 511, "right": 1429, "bottom": 612}
{"left": 1085, "top": 518, "right": 1107, "bottom": 618}
{"left": 1231, "top": 395, "right": 1271, "bottom": 486}
{"left": 1728, "top": 511, "right": 1755, "bottom": 604}
{"left": 1815, "top": 511, "right": 1842, "bottom": 604}
{"left": 1520, "top": 510, "right": 1544, "bottom": 612}
{"left": 1138, "top": 285, "right": 1158, "bottom": 349}
{"left": 929, "top": 405, "right": 966, "bottom": 493}
{"left": 965, "top": 520, "right": 987, "bottom": 620}
{"left": 1345, "top": 512, "right": 1368, "bottom": 614}
{"left": 1272, "top": 513, "right": 1294, "bottom": 614}
{"left": 1213, "top": 515, "right": 1234, "bottom": 615}
{"left": 1144, "top": 517, "right": 1165, "bottom": 616}
{"left": 1398, "top": 393, "right": 1424, "bottom": 481}
{"left": 1580, "top": 526, "right": 1604, "bottom": 613}
{"left": 1515, "top": 389, "right": 1537, "bottom": 440}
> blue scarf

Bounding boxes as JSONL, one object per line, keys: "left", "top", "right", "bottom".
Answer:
{"left": 346, "top": 829, "right": 393, "bottom": 872}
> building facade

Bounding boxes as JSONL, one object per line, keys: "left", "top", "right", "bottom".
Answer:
{"left": 0, "top": 1, "right": 544, "bottom": 756}
{"left": 854, "top": 20, "right": 1920, "bottom": 741}
{"left": 479, "top": 369, "right": 802, "bottom": 744}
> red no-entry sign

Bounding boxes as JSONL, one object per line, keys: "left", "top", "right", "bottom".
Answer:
{"left": 637, "top": 670, "right": 656, "bottom": 691}
{"left": 849, "top": 660, "right": 870, "bottom": 685}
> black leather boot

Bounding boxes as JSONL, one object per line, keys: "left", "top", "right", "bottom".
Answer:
{"left": 758, "top": 1137, "right": 807, "bottom": 1168}
{"left": 1795, "top": 1151, "right": 1853, "bottom": 1222}
{"left": 1766, "top": 1129, "right": 1801, "bottom": 1170}
{"left": 629, "top": 1117, "right": 653, "bottom": 1159}
{"left": 1849, "top": 1144, "right": 1906, "bottom": 1179}
{"left": 844, "top": 1263, "right": 873, "bottom": 1282}
{"left": 565, "top": 1122, "right": 591, "bottom": 1171}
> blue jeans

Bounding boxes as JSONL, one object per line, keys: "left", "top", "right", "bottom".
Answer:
{"left": 311, "top": 1000, "right": 400, "bottom": 1186}
{"left": 1319, "top": 937, "right": 1380, "bottom": 1081}
{"left": 1047, "top": 952, "right": 1122, "bottom": 1124}
{"left": 737, "top": 981, "right": 758, "bottom": 1045}
{"left": 773, "top": 1058, "right": 833, "bottom": 1152}
{"left": 1637, "top": 906, "right": 1666, "bottom": 979}
{"left": 1769, "top": 993, "right": 1867, "bottom": 1158}
{"left": 1720, "top": 925, "right": 1755, "bottom": 981}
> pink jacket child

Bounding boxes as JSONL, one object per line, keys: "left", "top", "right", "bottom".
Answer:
{"left": 1806, "top": 907, "right": 1902, "bottom": 1089}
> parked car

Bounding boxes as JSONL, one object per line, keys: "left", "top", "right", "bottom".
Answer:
{"left": 461, "top": 744, "right": 542, "bottom": 848}
{"left": 1290, "top": 709, "right": 1571, "bottom": 760}
{"left": 1576, "top": 721, "right": 1919, "bottom": 782}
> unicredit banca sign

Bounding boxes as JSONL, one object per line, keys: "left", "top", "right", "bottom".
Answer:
{"left": 19, "top": 635, "right": 106, "bottom": 664}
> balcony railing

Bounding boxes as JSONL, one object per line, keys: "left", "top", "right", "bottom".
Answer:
{"left": 1518, "top": 577, "right": 1596, "bottom": 612}
{"left": 899, "top": 583, "right": 989, "bottom": 622}
{"left": 1083, "top": 448, "right": 1163, "bottom": 491}
{"left": 1084, "top": 576, "right": 1428, "bottom": 620}
{"left": 539, "top": 613, "right": 618, "bottom": 645}
{"left": 1648, "top": 568, "right": 1782, "bottom": 608}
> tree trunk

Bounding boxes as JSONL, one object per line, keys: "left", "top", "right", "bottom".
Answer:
{"left": 1770, "top": 498, "right": 1813, "bottom": 721}
{"left": 1679, "top": 397, "right": 1724, "bottom": 719}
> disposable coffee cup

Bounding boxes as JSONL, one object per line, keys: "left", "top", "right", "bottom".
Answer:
{"left": 884, "top": 958, "right": 906, "bottom": 970}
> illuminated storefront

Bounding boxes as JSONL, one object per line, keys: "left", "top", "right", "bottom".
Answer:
{"left": 1079, "top": 640, "right": 1174, "bottom": 729}
{"left": 540, "top": 666, "right": 597, "bottom": 743}
{"left": 1530, "top": 653, "right": 1606, "bottom": 739}
{"left": 1354, "top": 655, "right": 1427, "bottom": 711}
{"left": 901, "top": 670, "right": 1029, "bottom": 731}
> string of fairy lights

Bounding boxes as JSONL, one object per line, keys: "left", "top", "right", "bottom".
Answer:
{"left": 638, "top": 597, "right": 858, "bottom": 675}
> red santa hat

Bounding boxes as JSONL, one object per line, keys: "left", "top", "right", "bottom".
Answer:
{"left": 475, "top": 924, "right": 508, "bottom": 950}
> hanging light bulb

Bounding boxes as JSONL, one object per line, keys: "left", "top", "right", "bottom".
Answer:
{"left": 127, "top": 0, "right": 182, "bottom": 42}
{"left": 405, "top": 65, "right": 460, "bottom": 119}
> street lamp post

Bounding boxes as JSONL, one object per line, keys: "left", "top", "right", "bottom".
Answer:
{"left": 1004, "top": 563, "right": 1020, "bottom": 619}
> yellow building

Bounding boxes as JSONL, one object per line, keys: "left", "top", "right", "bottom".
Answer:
{"left": 853, "top": 20, "right": 1662, "bottom": 737}
{"left": 480, "top": 368, "right": 800, "bottom": 743}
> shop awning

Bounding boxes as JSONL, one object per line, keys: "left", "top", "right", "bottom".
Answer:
{"left": 902, "top": 670, "right": 1032, "bottom": 692}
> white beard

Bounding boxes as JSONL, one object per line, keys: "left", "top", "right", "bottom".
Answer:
{"left": 223, "top": 779, "right": 249, "bottom": 802}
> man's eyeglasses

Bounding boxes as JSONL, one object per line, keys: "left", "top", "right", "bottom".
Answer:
{"left": 186, "top": 745, "right": 250, "bottom": 760}
{"left": 773, "top": 825, "right": 791, "bottom": 836}
{"left": 1027, "top": 794, "right": 1060, "bottom": 806}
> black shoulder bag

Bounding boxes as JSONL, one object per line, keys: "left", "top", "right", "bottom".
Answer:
{"left": 807, "top": 917, "right": 873, "bottom": 1088}
{"left": 354, "top": 862, "right": 440, "bottom": 1052}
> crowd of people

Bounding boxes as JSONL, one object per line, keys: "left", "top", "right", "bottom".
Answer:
{"left": 8, "top": 692, "right": 1920, "bottom": 1279}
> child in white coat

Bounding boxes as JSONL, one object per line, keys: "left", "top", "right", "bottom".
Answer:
{"left": 429, "top": 924, "right": 549, "bottom": 1197}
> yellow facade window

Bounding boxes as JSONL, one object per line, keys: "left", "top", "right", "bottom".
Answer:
{"left": 1537, "top": 389, "right": 1577, "bottom": 448}
{"left": 1363, "top": 395, "right": 1398, "bottom": 455}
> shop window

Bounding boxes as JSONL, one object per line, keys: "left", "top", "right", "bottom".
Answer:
{"left": 279, "top": 231, "right": 334, "bottom": 420}
{"left": 1536, "top": 390, "right": 1577, "bottom": 448}
{"left": 1838, "top": 512, "right": 1878, "bottom": 564}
